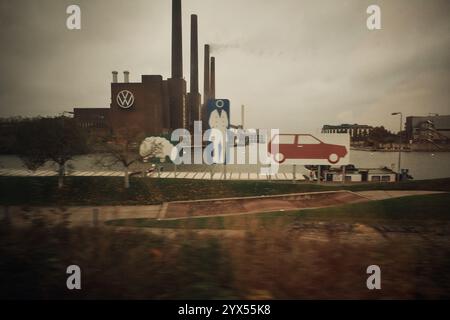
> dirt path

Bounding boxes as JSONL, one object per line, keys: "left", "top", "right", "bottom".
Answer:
{"left": 159, "top": 190, "right": 445, "bottom": 220}
{"left": 2, "top": 205, "right": 161, "bottom": 228}
{"left": 161, "top": 190, "right": 367, "bottom": 219}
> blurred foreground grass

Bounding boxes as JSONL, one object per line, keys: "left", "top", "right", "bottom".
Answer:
{"left": 1, "top": 221, "right": 449, "bottom": 299}
{"left": 1, "top": 193, "right": 450, "bottom": 299}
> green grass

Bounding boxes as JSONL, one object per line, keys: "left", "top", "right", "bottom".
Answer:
{"left": 0, "top": 176, "right": 450, "bottom": 206}
{"left": 106, "top": 193, "right": 450, "bottom": 230}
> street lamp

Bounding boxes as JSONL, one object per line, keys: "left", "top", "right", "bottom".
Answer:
{"left": 391, "top": 112, "right": 403, "bottom": 178}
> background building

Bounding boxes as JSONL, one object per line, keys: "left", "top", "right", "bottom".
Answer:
{"left": 73, "top": 108, "right": 111, "bottom": 136}
{"left": 406, "top": 115, "right": 450, "bottom": 143}
{"left": 322, "top": 124, "right": 373, "bottom": 138}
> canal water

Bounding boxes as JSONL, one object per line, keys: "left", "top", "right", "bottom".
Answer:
{"left": 1, "top": 151, "right": 449, "bottom": 180}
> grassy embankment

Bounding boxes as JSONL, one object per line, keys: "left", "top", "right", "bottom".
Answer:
{"left": 0, "top": 176, "right": 449, "bottom": 206}
{"left": 107, "top": 193, "right": 450, "bottom": 230}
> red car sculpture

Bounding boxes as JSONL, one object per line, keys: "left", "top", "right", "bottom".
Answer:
{"left": 268, "top": 134, "right": 348, "bottom": 164}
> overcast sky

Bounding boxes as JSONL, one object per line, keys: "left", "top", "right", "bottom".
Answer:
{"left": 0, "top": 0, "right": 448, "bottom": 132}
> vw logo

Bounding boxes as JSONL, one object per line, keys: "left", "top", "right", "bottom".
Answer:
{"left": 215, "top": 100, "right": 225, "bottom": 108}
{"left": 117, "top": 90, "right": 135, "bottom": 109}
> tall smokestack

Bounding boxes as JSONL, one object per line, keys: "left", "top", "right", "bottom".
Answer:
{"left": 171, "top": 0, "right": 183, "bottom": 79}
{"left": 190, "top": 15, "right": 199, "bottom": 94}
{"left": 203, "top": 44, "right": 210, "bottom": 105}
{"left": 123, "top": 71, "right": 130, "bottom": 83}
{"left": 188, "top": 14, "right": 201, "bottom": 127}
{"left": 210, "top": 57, "right": 216, "bottom": 99}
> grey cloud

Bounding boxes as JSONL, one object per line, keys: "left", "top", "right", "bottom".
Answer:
{"left": 0, "top": 0, "right": 448, "bottom": 132}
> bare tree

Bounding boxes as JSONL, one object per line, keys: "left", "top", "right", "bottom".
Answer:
{"left": 98, "top": 127, "right": 162, "bottom": 188}
{"left": 15, "top": 117, "right": 87, "bottom": 188}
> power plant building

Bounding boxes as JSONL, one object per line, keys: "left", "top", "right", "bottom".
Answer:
{"left": 74, "top": 0, "right": 216, "bottom": 137}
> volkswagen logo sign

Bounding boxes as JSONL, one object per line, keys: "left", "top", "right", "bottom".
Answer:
{"left": 215, "top": 100, "right": 225, "bottom": 108}
{"left": 117, "top": 90, "right": 135, "bottom": 109}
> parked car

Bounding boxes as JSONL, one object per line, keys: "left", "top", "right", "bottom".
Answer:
{"left": 268, "top": 134, "right": 348, "bottom": 164}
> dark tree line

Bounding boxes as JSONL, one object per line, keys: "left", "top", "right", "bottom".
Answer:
{"left": 15, "top": 116, "right": 88, "bottom": 188}
{"left": 353, "top": 126, "right": 406, "bottom": 146}
{"left": 1, "top": 116, "right": 162, "bottom": 189}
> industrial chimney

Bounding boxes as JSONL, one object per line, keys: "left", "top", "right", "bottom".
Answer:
{"left": 203, "top": 44, "right": 210, "bottom": 105}
{"left": 112, "top": 71, "right": 118, "bottom": 83}
{"left": 123, "top": 71, "right": 130, "bottom": 83}
{"left": 171, "top": 0, "right": 183, "bottom": 79}
{"left": 167, "top": 0, "right": 187, "bottom": 130}
{"left": 210, "top": 57, "right": 216, "bottom": 99}
{"left": 190, "top": 15, "right": 199, "bottom": 95}
{"left": 188, "top": 14, "right": 201, "bottom": 128}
